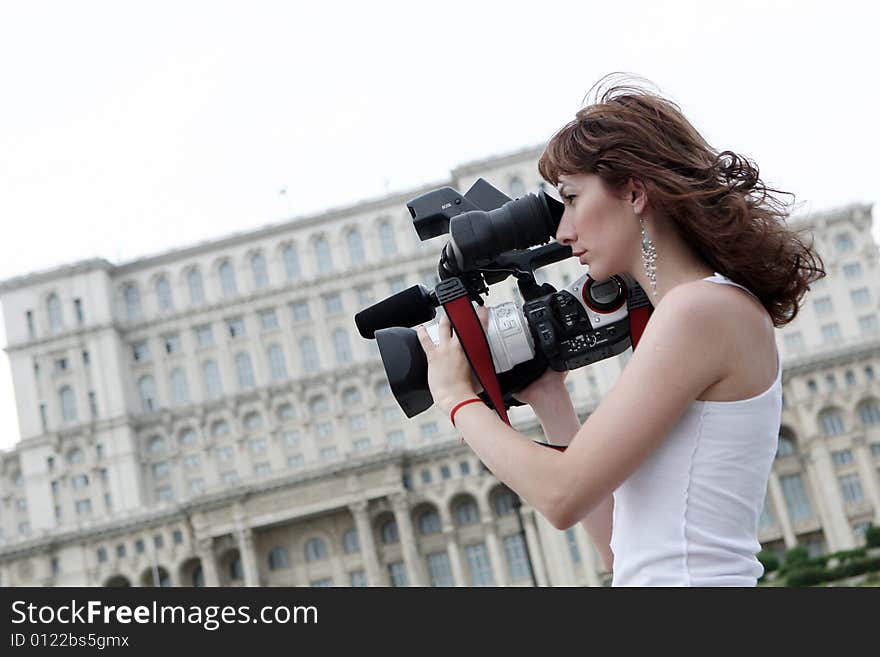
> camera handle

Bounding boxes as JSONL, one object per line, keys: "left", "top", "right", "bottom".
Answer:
{"left": 435, "top": 277, "right": 511, "bottom": 426}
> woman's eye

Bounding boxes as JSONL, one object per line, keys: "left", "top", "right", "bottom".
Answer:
{"left": 564, "top": 194, "right": 576, "bottom": 203}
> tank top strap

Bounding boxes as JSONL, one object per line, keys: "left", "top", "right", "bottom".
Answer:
{"left": 701, "top": 272, "right": 759, "bottom": 301}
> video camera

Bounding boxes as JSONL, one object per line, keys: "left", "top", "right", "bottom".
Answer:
{"left": 354, "top": 178, "right": 653, "bottom": 422}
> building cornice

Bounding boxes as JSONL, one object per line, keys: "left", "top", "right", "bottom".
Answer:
{"left": 782, "top": 336, "right": 880, "bottom": 380}
{"left": 450, "top": 144, "right": 545, "bottom": 179}
{"left": 0, "top": 259, "right": 114, "bottom": 295}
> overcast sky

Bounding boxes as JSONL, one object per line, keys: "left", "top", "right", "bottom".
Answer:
{"left": 1, "top": 0, "right": 878, "bottom": 451}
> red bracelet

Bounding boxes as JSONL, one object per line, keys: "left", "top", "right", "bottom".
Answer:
{"left": 450, "top": 397, "right": 484, "bottom": 428}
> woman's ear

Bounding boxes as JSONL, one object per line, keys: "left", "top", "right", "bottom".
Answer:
{"left": 628, "top": 178, "right": 648, "bottom": 215}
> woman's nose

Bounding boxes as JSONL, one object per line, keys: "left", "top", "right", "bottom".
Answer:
{"left": 555, "top": 213, "right": 576, "bottom": 245}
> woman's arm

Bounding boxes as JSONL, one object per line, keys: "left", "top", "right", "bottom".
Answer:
{"left": 435, "top": 283, "right": 729, "bottom": 530}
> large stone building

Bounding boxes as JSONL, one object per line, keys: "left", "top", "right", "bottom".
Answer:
{"left": 0, "top": 145, "right": 877, "bottom": 587}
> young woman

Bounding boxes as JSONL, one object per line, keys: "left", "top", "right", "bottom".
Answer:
{"left": 416, "top": 76, "right": 824, "bottom": 586}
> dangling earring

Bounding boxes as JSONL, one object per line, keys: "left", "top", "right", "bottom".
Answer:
{"left": 639, "top": 216, "right": 658, "bottom": 298}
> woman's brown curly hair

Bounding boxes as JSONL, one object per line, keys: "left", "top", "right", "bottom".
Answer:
{"left": 538, "top": 74, "right": 825, "bottom": 327}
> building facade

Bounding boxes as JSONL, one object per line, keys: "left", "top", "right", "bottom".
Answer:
{"left": 0, "top": 145, "right": 877, "bottom": 586}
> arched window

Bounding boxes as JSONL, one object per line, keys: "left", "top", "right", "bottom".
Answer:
{"left": 342, "top": 529, "right": 360, "bottom": 554}
{"left": 347, "top": 229, "right": 366, "bottom": 265}
{"left": 304, "top": 537, "right": 328, "bottom": 562}
{"left": 333, "top": 328, "right": 352, "bottom": 364}
{"left": 378, "top": 221, "right": 397, "bottom": 256}
{"left": 47, "top": 293, "right": 63, "bottom": 331}
{"left": 309, "top": 396, "right": 329, "bottom": 415}
{"left": 123, "top": 284, "right": 142, "bottom": 322}
{"left": 187, "top": 268, "right": 205, "bottom": 305}
{"left": 178, "top": 428, "right": 197, "bottom": 446}
{"left": 418, "top": 510, "right": 441, "bottom": 535}
{"left": 454, "top": 499, "right": 480, "bottom": 526}
{"left": 509, "top": 175, "right": 525, "bottom": 197}
{"left": 210, "top": 420, "right": 229, "bottom": 437}
{"left": 282, "top": 244, "right": 300, "bottom": 280}
{"left": 234, "top": 352, "right": 255, "bottom": 389}
{"left": 250, "top": 253, "right": 269, "bottom": 289}
{"left": 202, "top": 360, "right": 223, "bottom": 399}
{"left": 267, "top": 546, "right": 290, "bottom": 570}
{"left": 299, "top": 336, "right": 321, "bottom": 373}
{"left": 493, "top": 489, "right": 516, "bottom": 516}
{"left": 170, "top": 368, "right": 190, "bottom": 406}
{"left": 342, "top": 387, "right": 362, "bottom": 406}
{"left": 777, "top": 435, "right": 796, "bottom": 457}
{"left": 858, "top": 399, "right": 880, "bottom": 426}
{"left": 818, "top": 409, "right": 845, "bottom": 436}
{"left": 381, "top": 519, "right": 399, "bottom": 544}
{"left": 277, "top": 403, "right": 296, "bottom": 422}
{"left": 155, "top": 276, "right": 174, "bottom": 312}
{"left": 243, "top": 412, "right": 262, "bottom": 430}
{"left": 219, "top": 261, "right": 238, "bottom": 298}
{"left": 267, "top": 344, "right": 288, "bottom": 381}
{"left": 147, "top": 435, "right": 166, "bottom": 454}
{"left": 59, "top": 386, "right": 78, "bottom": 423}
{"left": 314, "top": 236, "right": 333, "bottom": 273}
{"left": 67, "top": 447, "right": 85, "bottom": 465}
{"left": 138, "top": 375, "right": 158, "bottom": 412}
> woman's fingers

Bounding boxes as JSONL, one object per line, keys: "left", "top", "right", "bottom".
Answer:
{"left": 415, "top": 325, "right": 434, "bottom": 356}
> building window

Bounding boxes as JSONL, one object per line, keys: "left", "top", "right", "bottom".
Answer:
{"left": 75, "top": 499, "right": 92, "bottom": 515}
{"left": 195, "top": 324, "right": 214, "bottom": 348}
{"left": 386, "top": 430, "right": 404, "bottom": 447}
{"left": 254, "top": 462, "right": 271, "bottom": 476}
{"left": 250, "top": 253, "right": 270, "bottom": 289}
{"left": 258, "top": 308, "right": 279, "bottom": 331}
{"left": 309, "top": 396, "right": 329, "bottom": 415}
{"left": 343, "top": 529, "right": 360, "bottom": 554}
{"left": 67, "top": 447, "right": 85, "bottom": 465}
{"left": 378, "top": 221, "right": 398, "bottom": 256}
{"left": 825, "top": 374, "right": 838, "bottom": 391}
{"left": 427, "top": 552, "right": 455, "bottom": 587}
{"left": 268, "top": 546, "right": 290, "bottom": 570}
{"left": 813, "top": 296, "right": 833, "bottom": 316}
{"left": 97, "top": 547, "right": 107, "bottom": 563}
{"left": 267, "top": 344, "right": 288, "bottom": 381}
{"left": 156, "top": 276, "right": 174, "bottom": 312}
{"left": 305, "top": 537, "right": 328, "bottom": 562}
{"left": 282, "top": 244, "right": 300, "bottom": 280}
{"left": 299, "top": 336, "right": 321, "bottom": 373}
{"left": 777, "top": 434, "right": 796, "bottom": 457}
{"left": 459, "top": 461, "right": 471, "bottom": 476}
{"left": 156, "top": 486, "right": 174, "bottom": 502}
{"left": 249, "top": 436, "right": 267, "bottom": 454}
{"left": 59, "top": 386, "right": 78, "bottom": 423}
{"left": 494, "top": 489, "right": 516, "bottom": 516}
{"left": 131, "top": 340, "right": 152, "bottom": 363}
{"left": 221, "top": 470, "right": 239, "bottom": 485}
{"left": 219, "top": 261, "right": 238, "bottom": 298}
{"left": 349, "top": 570, "right": 368, "bottom": 587}
{"left": 183, "top": 454, "right": 201, "bottom": 469}
{"left": 851, "top": 287, "right": 871, "bottom": 307}
{"left": 784, "top": 332, "right": 805, "bottom": 352}
{"left": 388, "top": 561, "right": 408, "bottom": 587}
{"left": 806, "top": 379, "right": 818, "bottom": 394}
{"left": 226, "top": 316, "right": 245, "bottom": 338}
{"left": 866, "top": 366, "right": 875, "bottom": 381}
{"left": 831, "top": 449, "right": 854, "bottom": 467}
{"left": 322, "top": 292, "right": 343, "bottom": 315}
{"left": 355, "top": 285, "right": 373, "bottom": 307}
{"left": 291, "top": 300, "right": 310, "bottom": 322}
{"left": 387, "top": 275, "right": 407, "bottom": 294}
{"left": 348, "top": 414, "right": 367, "bottom": 432}
{"left": 843, "top": 262, "right": 863, "bottom": 279}
{"left": 277, "top": 403, "right": 296, "bottom": 422}
{"left": 234, "top": 352, "right": 256, "bottom": 389}
{"left": 819, "top": 409, "right": 845, "bottom": 436}
{"left": 123, "top": 285, "right": 142, "bottom": 322}
{"left": 170, "top": 368, "right": 190, "bottom": 405}
{"left": 455, "top": 500, "right": 480, "bottom": 525}
{"left": 314, "top": 236, "right": 333, "bottom": 273}
{"left": 504, "top": 534, "right": 532, "bottom": 582}
{"left": 420, "top": 422, "right": 438, "bottom": 440}
{"left": 566, "top": 527, "right": 582, "bottom": 564}
{"left": 74, "top": 298, "right": 84, "bottom": 323}
{"left": 353, "top": 438, "right": 370, "bottom": 452}
{"left": 834, "top": 232, "right": 854, "bottom": 252}
{"left": 154, "top": 534, "right": 164, "bottom": 549}
{"left": 464, "top": 543, "right": 495, "bottom": 586}
{"left": 845, "top": 370, "right": 856, "bottom": 387}
{"left": 201, "top": 360, "right": 223, "bottom": 399}
{"left": 187, "top": 268, "right": 205, "bottom": 305}
{"left": 342, "top": 387, "right": 362, "bottom": 406}
{"left": 418, "top": 510, "right": 441, "bottom": 535}
{"left": 72, "top": 473, "right": 89, "bottom": 489}
{"left": 39, "top": 403, "right": 48, "bottom": 432}
{"left": 780, "top": 473, "right": 813, "bottom": 522}
{"left": 509, "top": 176, "right": 525, "bottom": 197}
{"left": 347, "top": 229, "right": 366, "bottom": 265}
{"left": 26, "top": 310, "right": 36, "bottom": 338}
{"left": 319, "top": 446, "right": 337, "bottom": 461}
{"left": 211, "top": 420, "right": 230, "bottom": 438}
{"left": 839, "top": 473, "right": 865, "bottom": 504}
{"left": 54, "top": 357, "right": 68, "bottom": 373}
{"left": 151, "top": 461, "right": 170, "bottom": 479}
{"left": 163, "top": 333, "right": 182, "bottom": 355}
{"left": 859, "top": 400, "right": 880, "bottom": 426}
{"left": 381, "top": 519, "right": 399, "bottom": 544}
{"left": 440, "top": 465, "right": 451, "bottom": 479}
{"left": 287, "top": 454, "right": 304, "bottom": 469}
{"left": 333, "top": 328, "right": 352, "bottom": 364}
{"left": 821, "top": 323, "right": 842, "bottom": 343}
{"left": 283, "top": 429, "right": 300, "bottom": 447}
{"left": 47, "top": 293, "right": 64, "bottom": 330}
{"left": 137, "top": 375, "right": 158, "bottom": 412}
{"left": 859, "top": 315, "right": 879, "bottom": 335}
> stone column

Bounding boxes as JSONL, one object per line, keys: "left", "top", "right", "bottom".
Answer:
{"left": 349, "top": 500, "right": 384, "bottom": 586}
{"left": 391, "top": 494, "right": 424, "bottom": 586}
{"left": 237, "top": 526, "right": 260, "bottom": 587}
{"left": 444, "top": 527, "right": 466, "bottom": 587}
{"left": 807, "top": 442, "right": 855, "bottom": 551}
{"left": 197, "top": 538, "right": 220, "bottom": 587}
{"left": 521, "top": 506, "right": 549, "bottom": 586}
{"left": 852, "top": 436, "right": 880, "bottom": 524}
{"left": 767, "top": 471, "right": 798, "bottom": 548}
{"left": 482, "top": 522, "right": 507, "bottom": 587}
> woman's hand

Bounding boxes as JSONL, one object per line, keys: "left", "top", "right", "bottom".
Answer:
{"left": 415, "top": 305, "right": 488, "bottom": 416}
{"left": 512, "top": 366, "right": 570, "bottom": 409}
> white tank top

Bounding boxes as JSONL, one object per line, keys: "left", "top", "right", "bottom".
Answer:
{"left": 610, "top": 273, "right": 782, "bottom": 586}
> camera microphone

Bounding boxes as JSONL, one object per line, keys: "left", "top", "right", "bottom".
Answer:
{"left": 354, "top": 284, "right": 437, "bottom": 339}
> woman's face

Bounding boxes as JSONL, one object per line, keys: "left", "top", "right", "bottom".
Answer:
{"left": 554, "top": 173, "right": 640, "bottom": 281}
